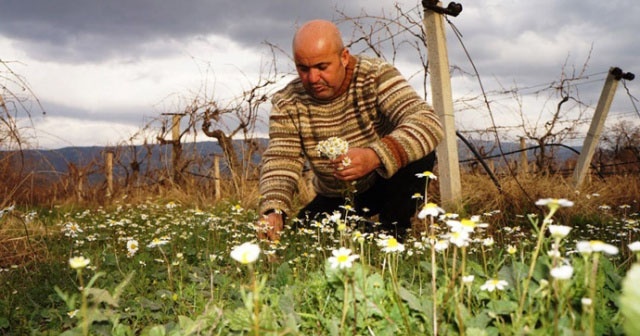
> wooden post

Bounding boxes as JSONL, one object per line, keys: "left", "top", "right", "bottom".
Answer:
{"left": 171, "top": 114, "right": 182, "bottom": 184}
{"left": 104, "top": 150, "right": 114, "bottom": 198}
{"left": 422, "top": 1, "right": 462, "bottom": 208}
{"left": 76, "top": 172, "right": 84, "bottom": 203}
{"left": 213, "top": 154, "right": 222, "bottom": 201}
{"left": 519, "top": 137, "right": 528, "bottom": 174}
{"left": 572, "top": 67, "right": 628, "bottom": 188}
{"left": 172, "top": 115, "right": 181, "bottom": 143}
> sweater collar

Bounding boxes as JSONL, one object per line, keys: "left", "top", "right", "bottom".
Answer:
{"left": 331, "top": 55, "right": 357, "bottom": 99}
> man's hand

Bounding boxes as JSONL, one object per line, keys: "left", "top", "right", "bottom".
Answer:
{"left": 331, "top": 147, "right": 381, "bottom": 181}
{"left": 257, "top": 212, "right": 284, "bottom": 241}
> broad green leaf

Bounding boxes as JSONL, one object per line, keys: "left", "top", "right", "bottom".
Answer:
{"left": 466, "top": 327, "right": 488, "bottom": 336}
{"left": 365, "top": 273, "right": 386, "bottom": 301}
{"left": 621, "top": 264, "right": 640, "bottom": 336}
{"left": 398, "top": 285, "right": 424, "bottom": 313}
{"left": 138, "top": 297, "right": 163, "bottom": 311}
{"left": 177, "top": 315, "right": 195, "bottom": 332}
{"left": 275, "top": 261, "right": 294, "bottom": 287}
{"left": 227, "top": 307, "right": 251, "bottom": 332}
{"left": 487, "top": 299, "right": 518, "bottom": 315}
{"left": 465, "top": 310, "right": 492, "bottom": 329}
{"left": 86, "top": 287, "right": 119, "bottom": 307}
{"left": 146, "top": 325, "right": 166, "bottom": 336}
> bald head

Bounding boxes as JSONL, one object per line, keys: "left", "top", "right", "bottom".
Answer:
{"left": 291, "top": 20, "right": 351, "bottom": 100}
{"left": 292, "top": 20, "right": 344, "bottom": 56}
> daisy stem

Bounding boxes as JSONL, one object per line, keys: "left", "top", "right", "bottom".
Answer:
{"left": 588, "top": 254, "right": 600, "bottom": 336}
{"left": 460, "top": 246, "right": 467, "bottom": 290}
{"left": 340, "top": 275, "right": 349, "bottom": 332}
{"left": 515, "top": 214, "right": 550, "bottom": 326}
{"left": 158, "top": 246, "right": 173, "bottom": 291}
{"left": 481, "top": 245, "right": 488, "bottom": 276}
{"left": 431, "top": 240, "right": 438, "bottom": 336}
{"left": 390, "top": 254, "right": 411, "bottom": 333}
{"left": 77, "top": 269, "right": 89, "bottom": 336}
{"left": 250, "top": 264, "right": 260, "bottom": 336}
{"left": 454, "top": 287, "right": 465, "bottom": 336}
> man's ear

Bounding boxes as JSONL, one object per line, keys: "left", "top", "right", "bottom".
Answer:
{"left": 340, "top": 48, "right": 350, "bottom": 67}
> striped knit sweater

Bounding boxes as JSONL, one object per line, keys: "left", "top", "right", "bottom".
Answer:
{"left": 259, "top": 55, "right": 444, "bottom": 216}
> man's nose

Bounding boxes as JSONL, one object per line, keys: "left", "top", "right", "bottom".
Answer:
{"left": 308, "top": 68, "right": 320, "bottom": 83}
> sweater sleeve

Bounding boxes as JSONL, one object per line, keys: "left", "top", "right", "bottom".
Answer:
{"left": 258, "top": 99, "right": 305, "bottom": 216}
{"left": 366, "top": 61, "right": 444, "bottom": 178}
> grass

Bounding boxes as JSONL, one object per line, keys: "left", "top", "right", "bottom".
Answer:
{"left": 1, "top": 173, "right": 639, "bottom": 335}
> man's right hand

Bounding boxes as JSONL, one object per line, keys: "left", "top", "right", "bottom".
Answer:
{"left": 257, "top": 212, "right": 284, "bottom": 241}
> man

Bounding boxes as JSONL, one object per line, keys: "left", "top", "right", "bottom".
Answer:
{"left": 258, "top": 19, "right": 443, "bottom": 240}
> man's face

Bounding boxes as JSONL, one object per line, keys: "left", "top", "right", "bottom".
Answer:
{"left": 294, "top": 44, "right": 349, "bottom": 101}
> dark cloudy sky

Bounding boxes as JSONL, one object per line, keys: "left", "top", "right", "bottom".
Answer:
{"left": 1, "top": 0, "right": 638, "bottom": 148}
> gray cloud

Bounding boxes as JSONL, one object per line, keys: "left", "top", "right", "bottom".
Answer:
{"left": 33, "top": 99, "right": 149, "bottom": 125}
{"left": 3, "top": 0, "right": 639, "bottom": 148}
{"left": 430, "top": 0, "right": 640, "bottom": 112}
{"left": 0, "top": 0, "right": 361, "bottom": 63}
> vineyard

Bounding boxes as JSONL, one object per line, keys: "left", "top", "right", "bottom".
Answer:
{"left": 2, "top": 2, "right": 640, "bottom": 334}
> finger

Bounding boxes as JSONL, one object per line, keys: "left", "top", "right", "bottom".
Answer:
{"left": 257, "top": 230, "right": 266, "bottom": 241}
{"left": 268, "top": 229, "right": 280, "bottom": 241}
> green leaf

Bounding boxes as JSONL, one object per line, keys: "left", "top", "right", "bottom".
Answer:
{"left": 278, "top": 286, "right": 301, "bottom": 324}
{"left": 275, "top": 262, "right": 294, "bottom": 287}
{"left": 146, "top": 325, "right": 166, "bottom": 336}
{"left": 111, "top": 323, "right": 134, "bottom": 336}
{"left": 323, "top": 316, "right": 340, "bottom": 336}
{"left": 498, "top": 262, "right": 528, "bottom": 286}
{"left": 466, "top": 327, "right": 489, "bottom": 336}
{"left": 138, "top": 297, "right": 163, "bottom": 311}
{"left": 227, "top": 307, "right": 251, "bottom": 332}
{"left": 54, "top": 286, "right": 77, "bottom": 310}
{"left": 112, "top": 271, "right": 135, "bottom": 301}
{"left": 398, "top": 285, "right": 424, "bottom": 313}
{"left": 177, "top": 315, "right": 195, "bottom": 331}
{"left": 85, "top": 271, "right": 106, "bottom": 289}
{"left": 283, "top": 312, "right": 300, "bottom": 334}
{"left": 59, "top": 328, "right": 83, "bottom": 336}
{"left": 365, "top": 273, "right": 386, "bottom": 301}
{"left": 323, "top": 260, "right": 343, "bottom": 285}
{"left": 621, "top": 264, "right": 640, "bottom": 336}
{"left": 362, "top": 298, "right": 384, "bottom": 318}
{"left": 86, "top": 287, "right": 119, "bottom": 307}
{"left": 465, "top": 310, "right": 492, "bottom": 329}
{"left": 487, "top": 300, "right": 518, "bottom": 315}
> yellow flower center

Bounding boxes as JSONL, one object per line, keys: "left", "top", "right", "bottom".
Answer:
{"left": 461, "top": 219, "right": 475, "bottom": 229}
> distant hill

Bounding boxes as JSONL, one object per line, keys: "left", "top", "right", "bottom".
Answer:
{"left": 13, "top": 140, "right": 268, "bottom": 185}
{"left": 9, "top": 138, "right": 581, "bottom": 185}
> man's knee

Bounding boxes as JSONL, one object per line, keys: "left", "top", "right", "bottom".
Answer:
{"left": 414, "top": 151, "right": 436, "bottom": 172}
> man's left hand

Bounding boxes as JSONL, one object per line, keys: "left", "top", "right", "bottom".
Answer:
{"left": 331, "top": 147, "right": 381, "bottom": 181}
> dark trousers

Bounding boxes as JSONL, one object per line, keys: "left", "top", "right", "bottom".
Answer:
{"left": 296, "top": 152, "right": 436, "bottom": 235}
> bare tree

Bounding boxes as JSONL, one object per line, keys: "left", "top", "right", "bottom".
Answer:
{"left": 336, "top": 4, "right": 431, "bottom": 99}
{"left": 1, "top": 60, "right": 46, "bottom": 205}
{"left": 599, "top": 121, "right": 640, "bottom": 173}
{"left": 155, "top": 111, "right": 195, "bottom": 186}
{"left": 200, "top": 57, "right": 280, "bottom": 197}
{"left": 512, "top": 53, "right": 594, "bottom": 172}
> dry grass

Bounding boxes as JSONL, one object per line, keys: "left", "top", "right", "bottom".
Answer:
{"left": 2, "top": 168, "right": 638, "bottom": 268}
{"left": 457, "top": 172, "right": 639, "bottom": 228}
{"left": 0, "top": 210, "right": 50, "bottom": 268}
